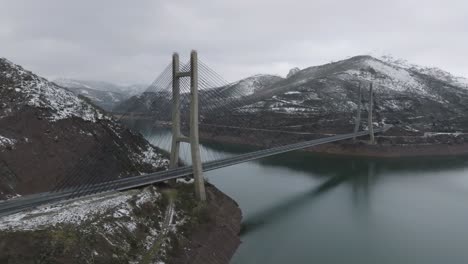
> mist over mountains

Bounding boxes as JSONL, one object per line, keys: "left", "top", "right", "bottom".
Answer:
{"left": 54, "top": 78, "right": 148, "bottom": 111}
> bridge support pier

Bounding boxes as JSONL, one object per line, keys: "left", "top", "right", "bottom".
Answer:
{"left": 189, "top": 51, "right": 207, "bottom": 201}
{"left": 368, "top": 82, "right": 375, "bottom": 144}
{"left": 170, "top": 53, "right": 181, "bottom": 169}
{"left": 169, "top": 50, "right": 206, "bottom": 202}
{"left": 353, "top": 83, "right": 362, "bottom": 141}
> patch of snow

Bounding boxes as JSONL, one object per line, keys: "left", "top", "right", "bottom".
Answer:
{"left": 424, "top": 132, "right": 463, "bottom": 137}
{"left": 0, "top": 188, "right": 158, "bottom": 231}
{"left": 0, "top": 135, "right": 16, "bottom": 149}
{"left": 107, "top": 91, "right": 120, "bottom": 102}
{"left": 133, "top": 144, "right": 169, "bottom": 171}
{"left": 176, "top": 178, "right": 194, "bottom": 184}
{"left": 364, "top": 60, "right": 424, "bottom": 92}
{"left": 284, "top": 91, "right": 301, "bottom": 95}
{"left": 404, "top": 125, "right": 420, "bottom": 132}
{"left": 79, "top": 130, "right": 93, "bottom": 137}
{"left": 381, "top": 55, "right": 468, "bottom": 90}
{"left": 113, "top": 208, "right": 130, "bottom": 218}
{"left": 221, "top": 74, "right": 282, "bottom": 97}
{"left": 6, "top": 194, "right": 21, "bottom": 200}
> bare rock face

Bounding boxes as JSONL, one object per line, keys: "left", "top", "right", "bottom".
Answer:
{"left": 0, "top": 58, "right": 169, "bottom": 199}
{"left": 286, "top": 67, "right": 300, "bottom": 78}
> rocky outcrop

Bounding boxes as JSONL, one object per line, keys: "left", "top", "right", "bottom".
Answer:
{"left": 286, "top": 67, "right": 300, "bottom": 78}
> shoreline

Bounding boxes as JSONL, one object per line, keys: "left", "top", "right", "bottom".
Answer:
{"left": 169, "top": 183, "right": 242, "bottom": 264}
{"left": 199, "top": 133, "right": 468, "bottom": 158}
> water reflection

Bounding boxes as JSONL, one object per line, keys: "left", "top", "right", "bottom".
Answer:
{"left": 123, "top": 119, "right": 468, "bottom": 264}
{"left": 241, "top": 160, "right": 381, "bottom": 235}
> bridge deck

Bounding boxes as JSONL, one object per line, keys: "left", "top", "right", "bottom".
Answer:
{"left": 0, "top": 126, "right": 390, "bottom": 217}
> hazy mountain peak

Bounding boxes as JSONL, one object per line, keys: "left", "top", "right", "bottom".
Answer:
{"left": 54, "top": 78, "right": 148, "bottom": 96}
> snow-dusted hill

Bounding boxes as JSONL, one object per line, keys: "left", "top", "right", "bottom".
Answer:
{"left": 0, "top": 58, "right": 168, "bottom": 199}
{"left": 54, "top": 78, "right": 147, "bottom": 96}
{"left": 114, "top": 74, "right": 284, "bottom": 120}
{"left": 204, "top": 55, "right": 468, "bottom": 135}
{"left": 380, "top": 55, "right": 468, "bottom": 90}
{"left": 219, "top": 74, "right": 284, "bottom": 97}
{"left": 54, "top": 78, "right": 147, "bottom": 111}
{"left": 62, "top": 86, "right": 128, "bottom": 111}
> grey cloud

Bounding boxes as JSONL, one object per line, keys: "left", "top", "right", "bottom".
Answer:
{"left": 1, "top": 0, "right": 467, "bottom": 84}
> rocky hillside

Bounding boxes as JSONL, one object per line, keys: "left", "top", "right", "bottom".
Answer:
{"left": 54, "top": 79, "right": 147, "bottom": 111}
{"left": 0, "top": 58, "right": 169, "bottom": 199}
{"left": 205, "top": 55, "right": 468, "bottom": 136}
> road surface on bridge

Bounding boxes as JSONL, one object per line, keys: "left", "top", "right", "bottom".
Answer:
{"left": 0, "top": 126, "right": 390, "bottom": 217}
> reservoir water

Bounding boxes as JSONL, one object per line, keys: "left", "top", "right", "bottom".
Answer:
{"left": 135, "top": 124, "right": 468, "bottom": 263}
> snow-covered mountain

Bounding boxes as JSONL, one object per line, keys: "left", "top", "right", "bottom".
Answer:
{"left": 0, "top": 58, "right": 168, "bottom": 199}
{"left": 380, "top": 55, "right": 468, "bottom": 89}
{"left": 54, "top": 78, "right": 148, "bottom": 111}
{"left": 202, "top": 55, "right": 468, "bottom": 135}
{"left": 54, "top": 78, "right": 147, "bottom": 95}
{"left": 218, "top": 74, "right": 284, "bottom": 97}
{"left": 60, "top": 86, "right": 128, "bottom": 111}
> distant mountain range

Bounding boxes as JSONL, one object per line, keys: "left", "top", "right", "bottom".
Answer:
{"left": 54, "top": 78, "right": 148, "bottom": 111}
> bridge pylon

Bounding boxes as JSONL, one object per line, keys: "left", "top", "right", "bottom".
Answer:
{"left": 170, "top": 50, "right": 207, "bottom": 201}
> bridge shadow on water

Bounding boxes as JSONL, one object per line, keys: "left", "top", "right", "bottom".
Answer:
{"left": 239, "top": 152, "right": 468, "bottom": 236}
{"left": 239, "top": 163, "right": 371, "bottom": 236}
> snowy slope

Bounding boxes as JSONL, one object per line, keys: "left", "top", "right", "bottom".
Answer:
{"left": 220, "top": 74, "right": 283, "bottom": 97}
{"left": 1, "top": 58, "right": 108, "bottom": 122}
{"left": 381, "top": 55, "right": 468, "bottom": 89}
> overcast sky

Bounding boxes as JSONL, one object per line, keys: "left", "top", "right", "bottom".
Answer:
{"left": 1, "top": 0, "right": 467, "bottom": 85}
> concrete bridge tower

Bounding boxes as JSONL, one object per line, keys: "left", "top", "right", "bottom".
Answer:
{"left": 170, "top": 50, "right": 206, "bottom": 201}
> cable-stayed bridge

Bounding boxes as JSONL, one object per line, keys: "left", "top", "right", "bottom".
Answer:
{"left": 0, "top": 51, "right": 388, "bottom": 216}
